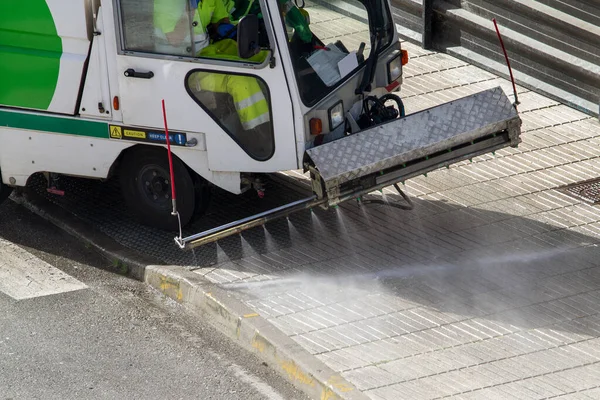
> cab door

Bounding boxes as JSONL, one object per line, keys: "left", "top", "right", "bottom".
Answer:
{"left": 109, "top": 0, "right": 297, "bottom": 172}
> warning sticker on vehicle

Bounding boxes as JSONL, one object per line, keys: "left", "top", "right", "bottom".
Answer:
{"left": 108, "top": 125, "right": 187, "bottom": 146}
{"left": 124, "top": 129, "right": 146, "bottom": 139}
{"left": 110, "top": 125, "right": 122, "bottom": 139}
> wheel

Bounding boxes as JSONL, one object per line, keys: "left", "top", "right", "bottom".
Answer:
{"left": 0, "top": 177, "right": 13, "bottom": 205}
{"left": 119, "top": 147, "right": 196, "bottom": 231}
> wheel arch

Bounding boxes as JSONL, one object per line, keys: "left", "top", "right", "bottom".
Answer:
{"left": 108, "top": 143, "right": 243, "bottom": 194}
{"left": 108, "top": 144, "right": 201, "bottom": 182}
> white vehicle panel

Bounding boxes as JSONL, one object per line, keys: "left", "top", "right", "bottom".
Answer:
{"left": 99, "top": 3, "right": 124, "bottom": 123}
{"left": 0, "top": 125, "right": 241, "bottom": 193}
{"left": 46, "top": 0, "right": 91, "bottom": 114}
{"left": 79, "top": 10, "right": 113, "bottom": 120}
{"left": 114, "top": 56, "right": 298, "bottom": 173}
{"left": 0, "top": 128, "right": 131, "bottom": 186}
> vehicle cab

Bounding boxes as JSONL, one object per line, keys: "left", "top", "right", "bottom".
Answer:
{"left": 113, "top": 0, "right": 405, "bottom": 170}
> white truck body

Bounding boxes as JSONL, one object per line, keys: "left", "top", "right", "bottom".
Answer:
{"left": 0, "top": 0, "right": 521, "bottom": 237}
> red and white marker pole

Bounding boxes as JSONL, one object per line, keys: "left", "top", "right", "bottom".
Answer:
{"left": 161, "top": 99, "right": 178, "bottom": 216}
{"left": 161, "top": 99, "right": 184, "bottom": 241}
{"left": 493, "top": 18, "right": 520, "bottom": 110}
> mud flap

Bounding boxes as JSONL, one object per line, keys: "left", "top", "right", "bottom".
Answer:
{"left": 304, "top": 87, "right": 521, "bottom": 206}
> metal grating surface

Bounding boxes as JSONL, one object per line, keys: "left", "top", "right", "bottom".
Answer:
{"left": 24, "top": 173, "right": 355, "bottom": 268}
{"left": 559, "top": 178, "right": 600, "bottom": 204}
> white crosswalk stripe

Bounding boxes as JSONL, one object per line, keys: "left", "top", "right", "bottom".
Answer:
{"left": 0, "top": 238, "right": 87, "bottom": 300}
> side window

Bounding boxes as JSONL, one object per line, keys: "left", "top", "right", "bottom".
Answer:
{"left": 118, "top": 0, "right": 271, "bottom": 60}
{"left": 186, "top": 71, "right": 275, "bottom": 160}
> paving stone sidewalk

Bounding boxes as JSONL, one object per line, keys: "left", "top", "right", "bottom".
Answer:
{"left": 189, "top": 32, "right": 600, "bottom": 400}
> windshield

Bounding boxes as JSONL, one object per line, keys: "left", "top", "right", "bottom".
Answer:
{"left": 277, "top": 0, "right": 394, "bottom": 106}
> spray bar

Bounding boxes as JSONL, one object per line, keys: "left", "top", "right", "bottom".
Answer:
{"left": 175, "top": 195, "right": 326, "bottom": 249}
{"left": 174, "top": 178, "right": 415, "bottom": 250}
{"left": 175, "top": 126, "right": 509, "bottom": 250}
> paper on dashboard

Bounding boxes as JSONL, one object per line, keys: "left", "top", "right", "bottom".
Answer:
{"left": 338, "top": 51, "right": 358, "bottom": 78}
{"left": 307, "top": 44, "right": 347, "bottom": 86}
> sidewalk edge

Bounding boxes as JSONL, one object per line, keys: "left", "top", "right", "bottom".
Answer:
{"left": 145, "top": 265, "right": 370, "bottom": 400}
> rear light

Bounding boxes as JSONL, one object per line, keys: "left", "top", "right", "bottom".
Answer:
{"left": 310, "top": 118, "right": 322, "bottom": 135}
{"left": 401, "top": 49, "right": 409, "bottom": 66}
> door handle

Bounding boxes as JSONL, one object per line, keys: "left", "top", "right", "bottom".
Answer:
{"left": 124, "top": 68, "right": 154, "bottom": 79}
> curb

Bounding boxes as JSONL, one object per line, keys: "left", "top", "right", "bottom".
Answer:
{"left": 145, "top": 265, "right": 370, "bottom": 400}
{"left": 12, "top": 190, "right": 368, "bottom": 400}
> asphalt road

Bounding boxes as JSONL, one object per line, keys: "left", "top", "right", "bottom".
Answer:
{"left": 0, "top": 199, "right": 308, "bottom": 400}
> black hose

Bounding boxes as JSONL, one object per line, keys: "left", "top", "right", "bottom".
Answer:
{"left": 359, "top": 93, "right": 405, "bottom": 128}
{"left": 379, "top": 93, "right": 405, "bottom": 118}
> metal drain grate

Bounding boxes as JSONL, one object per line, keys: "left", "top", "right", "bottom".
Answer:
{"left": 21, "top": 172, "right": 354, "bottom": 268}
{"left": 559, "top": 178, "right": 600, "bottom": 204}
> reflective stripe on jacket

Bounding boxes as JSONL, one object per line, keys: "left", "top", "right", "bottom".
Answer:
{"left": 194, "top": 40, "right": 270, "bottom": 130}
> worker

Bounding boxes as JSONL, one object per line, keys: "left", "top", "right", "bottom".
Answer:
{"left": 224, "top": 0, "right": 312, "bottom": 43}
{"left": 278, "top": 0, "right": 312, "bottom": 43}
{"left": 153, "top": 0, "right": 270, "bottom": 132}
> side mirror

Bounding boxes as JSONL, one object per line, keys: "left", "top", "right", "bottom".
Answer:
{"left": 237, "top": 14, "right": 260, "bottom": 59}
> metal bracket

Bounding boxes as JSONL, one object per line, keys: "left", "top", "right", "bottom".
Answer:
{"left": 326, "top": 183, "right": 341, "bottom": 207}
{"left": 359, "top": 183, "right": 414, "bottom": 210}
{"left": 507, "top": 118, "right": 522, "bottom": 147}
{"left": 308, "top": 165, "right": 325, "bottom": 200}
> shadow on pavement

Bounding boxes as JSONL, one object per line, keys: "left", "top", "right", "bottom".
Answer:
{"left": 0, "top": 200, "right": 110, "bottom": 272}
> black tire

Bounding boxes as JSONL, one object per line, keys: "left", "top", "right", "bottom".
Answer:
{"left": 0, "top": 176, "right": 12, "bottom": 205}
{"left": 119, "top": 147, "right": 195, "bottom": 231}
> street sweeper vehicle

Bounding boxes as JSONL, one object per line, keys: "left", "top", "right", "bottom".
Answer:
{"left": 0, "top": 0, "right": 521, "bottom": 249}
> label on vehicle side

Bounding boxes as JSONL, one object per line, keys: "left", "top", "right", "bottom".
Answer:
{"left": 109, "top": 125, "right": 187, "bottom": 146}
{"left": 124, "top": 129, "right": 146, "bottom": 139}
{"left": 110, "top": 125, "right": 122, "bottom": 139}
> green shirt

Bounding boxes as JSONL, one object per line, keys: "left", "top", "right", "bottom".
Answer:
{"left": 226, "top": 0, "right": 260, "bottom": 22}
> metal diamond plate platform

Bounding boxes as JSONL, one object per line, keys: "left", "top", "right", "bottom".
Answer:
{"left": 559, "top": 178, "right": 600, "bottom": 205}
{"left": 305, "top": 87, "right": 520, "bottom": 190}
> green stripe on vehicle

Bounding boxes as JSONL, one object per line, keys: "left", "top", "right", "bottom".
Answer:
{"left": 0, "top": 110, "right": 109, "bottom": 138}
{"left": 0, "top": 1, "right": 62, "bottom": 110}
